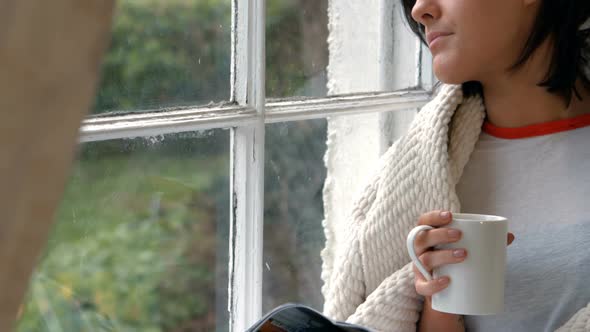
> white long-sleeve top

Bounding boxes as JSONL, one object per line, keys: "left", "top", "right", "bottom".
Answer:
{"left": 321, "top": 84, "right": 590, "bottom": 331}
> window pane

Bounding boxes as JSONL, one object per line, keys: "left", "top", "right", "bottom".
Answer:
{"left": 263, "top": 119, "right": 327, "bottom": 312}
{"left": 94, "top": 0, "right": 231, "bottom": 114}
{"left": 266, "top": 0, "right": 329, "bottom": 98}
{"left": 16, "top": 131, "right": 230, "bottom": 332}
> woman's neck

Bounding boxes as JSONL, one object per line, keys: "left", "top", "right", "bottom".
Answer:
{"left": 483, "top": 83, "right": 586, "bottom": 128}
{"left": 480, "top": 40, "right": 590, "bottom": 128}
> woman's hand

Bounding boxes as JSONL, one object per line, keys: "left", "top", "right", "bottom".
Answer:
{"left": 413, "top": 210, "right": 515, "bottom": 332}
{"left": 413, "top": 210, "right": 465, "bottom": 296}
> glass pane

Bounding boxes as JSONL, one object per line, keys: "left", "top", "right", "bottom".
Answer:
{"left": 266, "top": 0, "right": 329, "bottom": 98}
{"left": 16, "top": 131, "right": 230, "bottom": 332}
{"left": 263, "top": 119, "right": 328, "bottom": 312}
{"left": 94, "top": 0, "right": 231, "bottom": 114}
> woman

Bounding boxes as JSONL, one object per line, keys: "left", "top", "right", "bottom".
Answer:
{"left": 321, "top": 0, "right": 590, "bottom": 331}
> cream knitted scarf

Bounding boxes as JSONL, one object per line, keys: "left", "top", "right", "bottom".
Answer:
{"left": 321, "top": 84, "right": 590, "bottom": 331}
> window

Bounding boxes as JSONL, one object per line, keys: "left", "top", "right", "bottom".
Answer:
{"left": 16, "top": 1, "right": 433, "bottom": 331}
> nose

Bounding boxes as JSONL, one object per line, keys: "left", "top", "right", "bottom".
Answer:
{"left": 411, "top": 0, "right": 441, "bottom": 27}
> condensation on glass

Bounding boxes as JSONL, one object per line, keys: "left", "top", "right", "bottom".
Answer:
{"left": 266, "top": 0, "right": 329, "bottom": 98}
{"left": 94, "top": 0, "right": 231, "bottom": 114}
{"left": 16, "top": 130, "right": 230, "bottom": 332}
{"left": 262, "top": 119, "right": 328, "bottom": 312}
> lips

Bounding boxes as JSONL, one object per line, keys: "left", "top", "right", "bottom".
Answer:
{"left": 426, "top": 31, "right": 453, "bottom": 47}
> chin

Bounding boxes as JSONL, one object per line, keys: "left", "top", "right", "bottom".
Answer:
{"left": 432, "top": 54, "right": 471, "bottom": 85}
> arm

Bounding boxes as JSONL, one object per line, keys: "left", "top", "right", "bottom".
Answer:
{"left": 418, "top": 298, "right": 464, "bottom": 332}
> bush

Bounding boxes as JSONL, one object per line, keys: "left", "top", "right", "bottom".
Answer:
{"left": 94, "top": 0, "right": 231, "bottom": 113}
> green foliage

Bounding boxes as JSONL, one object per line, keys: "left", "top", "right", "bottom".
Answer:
{"left": 92, "top": 0, "right": 310, "bottom": 114}
{"left": 266, "top": 1, "right": 308, "bottom": 97}
{"left": 94, "top": 0, "right": 231, "bottom": 113}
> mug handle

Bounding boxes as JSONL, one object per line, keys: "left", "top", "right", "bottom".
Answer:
{"left": 406, "top": 225, "right": 434, "bottom": 281}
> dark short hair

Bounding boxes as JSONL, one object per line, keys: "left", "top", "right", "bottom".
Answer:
{"left": 401, "top": 0, "right": 590, "bottom": 104}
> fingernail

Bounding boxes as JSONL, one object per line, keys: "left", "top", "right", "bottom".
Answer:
{"left": 448, "top": 229, "right": 461, "bottom": 239}
{"left": 453, "top": 249, "right": 466, "bottom": 258}
{"left": 440, "top": 211, "right": 450, "bottom": 219}
{"left": 437, "top": 277, "right": 450, "bottom": 284}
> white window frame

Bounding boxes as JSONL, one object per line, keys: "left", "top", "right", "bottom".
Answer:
{"left": 78, "top": 1, "right": 434, "bottom": 331}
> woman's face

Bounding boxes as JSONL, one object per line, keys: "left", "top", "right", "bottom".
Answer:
{"left": 411, "top": 0, "right": 539, "bottom": 84}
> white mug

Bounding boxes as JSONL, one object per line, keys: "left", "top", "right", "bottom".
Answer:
{"left": 406, "top": 213, "right": 508, "bottom": 315}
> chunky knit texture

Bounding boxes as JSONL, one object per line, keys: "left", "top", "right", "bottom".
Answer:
{"left": 321, "top": 84, "right": 590, "bottom": 331}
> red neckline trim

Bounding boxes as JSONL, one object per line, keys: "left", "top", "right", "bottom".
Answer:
{"left": 482, "top": 113, "right": 590, "bottom": 139}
